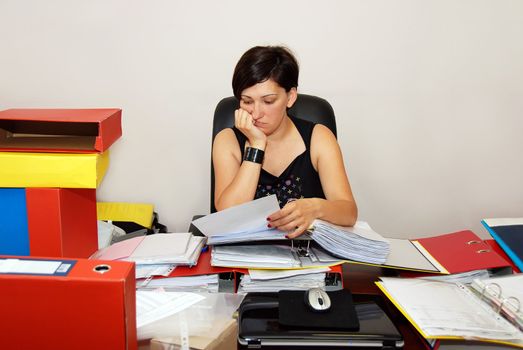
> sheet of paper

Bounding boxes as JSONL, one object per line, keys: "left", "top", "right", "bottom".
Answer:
{"left": 191, "top": 195, "right": 280, "bottom": 237}
{"left": 0, "top": 259, "right": 62, "bottom": 274}
{"left": 90, "top": 236, "right": 145, "bottom": 260}
{"left": 248, "top": 266, "right": 330, "bottom": 280}
{"left": 378, "top": 277, "right": 522, "bottom": 341}
{"left": 97, "top": 202, "right": 154, "bottom": 228}
{"left": 131, "top": 233, "right": 192, "bottom": 258}
{"left": 136, "top": 291, "right": 205, "bottom": 328}
{"left": 385, "top": 238, "right": 439, "bottom": 272}
{"left": 136, "top": 264, "right": 176, "bottom": 279}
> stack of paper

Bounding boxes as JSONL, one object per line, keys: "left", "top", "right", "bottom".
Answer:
{"left": 238, "top": 267, "right": 330, "bottom": 293}
{"left": 212, "top": 245, "right": 300, "bottom": 269}
{"left": 239, "top": 272, "right": 326, "bottom": 293}
{"left": 311, "top": 220, "right": 390, "bottom": 265}
{"left": 192, "top": 195, "right": 391, "bottom": 266}
{"left": 90, "top": 233, "right": 205, "bottom": 274}
{"left": 137, "top": 274, "right": 220, "bottom": 293}
{"left": 211, "top": 244, "right": 342, "bottom": 270}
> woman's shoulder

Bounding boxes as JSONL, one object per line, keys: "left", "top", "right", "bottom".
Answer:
{"left": 214, "top": 127, "right": 242, "bottom": 148}
{"left": 310, "top": 123, "right": 339, "bottom": 158}
{"left": 214, "top": 127, "right": 245, "bottom": 142}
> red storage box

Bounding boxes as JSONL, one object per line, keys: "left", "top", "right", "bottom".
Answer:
{"left": 0, "top": 256, "right": 137, "bottom": 350}
{"left": 0, "top": 108, "right": 122, "bottom": 153}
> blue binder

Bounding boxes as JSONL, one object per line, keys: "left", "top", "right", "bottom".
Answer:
{"left": 482, "top": 218, "right": 523, "bottom": 272}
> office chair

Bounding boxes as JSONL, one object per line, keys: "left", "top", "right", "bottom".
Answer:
{"left": 210, "top": 93, "right": 337, "bottom": 213}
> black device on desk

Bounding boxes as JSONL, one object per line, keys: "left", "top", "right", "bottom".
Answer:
{"left": 238, "top": 290, "right": 404, "bottom": 349}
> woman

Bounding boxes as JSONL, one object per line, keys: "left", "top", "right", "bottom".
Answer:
{"left": 213, "top": 46, "right": 357, "bottom": 238}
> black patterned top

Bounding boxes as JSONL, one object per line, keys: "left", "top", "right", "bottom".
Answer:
{"left": 232, "top": 116, "right": 326, "bottom": 208}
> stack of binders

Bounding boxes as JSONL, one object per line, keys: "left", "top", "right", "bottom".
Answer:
{"left": 0, "top": 108, "right": 122, "bottom": 258}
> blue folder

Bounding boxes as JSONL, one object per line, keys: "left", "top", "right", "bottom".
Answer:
{"left": 481, "top": 218, "right": 523, "bottom": 272}
{"left": 0, "top": 188, "right": 30, "bottom": 255}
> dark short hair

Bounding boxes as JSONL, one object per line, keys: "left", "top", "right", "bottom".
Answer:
{"left": 232, "top": 46, "right": 299, "bottom": 99}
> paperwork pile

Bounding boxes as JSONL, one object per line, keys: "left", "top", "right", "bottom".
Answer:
{"left": 91, "top": 233, "right": 205, "bottom": 278}
{"left": 194, "top": 195, "right": 391, "bottom": 266}
{"left": 212, "top": 245, "right": 301, "bottom": 269}
{"left": 311, "top": 220, "right": 390, "bottom": 265}
{"left": 238, "top": 268, "right": 328, "bottom": 293}
{"left": 137, "top": 274, "right": 220, "bottom": 293}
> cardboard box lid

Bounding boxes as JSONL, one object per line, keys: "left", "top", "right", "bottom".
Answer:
{"left": 0, "top": 108, "right": 122, "bottom": 153}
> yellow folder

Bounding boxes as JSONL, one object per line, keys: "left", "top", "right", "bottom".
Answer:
{"left": 97, "top": 202, "right": 155, "bottom": 229}
{"left": 0, "top": 151, "right": 109, "bottom": 188}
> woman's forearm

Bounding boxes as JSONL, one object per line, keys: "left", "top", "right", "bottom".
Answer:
{"left": 214, "top": 161, "right": 262, "bottom": 210}
{"left": 315, "top": 198, "right": 358, "bottom": 227}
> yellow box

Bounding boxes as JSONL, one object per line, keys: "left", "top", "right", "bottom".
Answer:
{"left": 0, "top": 151, "right": 109, "bottom": 188}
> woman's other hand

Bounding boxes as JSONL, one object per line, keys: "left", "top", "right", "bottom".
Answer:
{"left": 234, "top": 108, "right": 267, "bottom": 149}
{"left": 268, "top": 198, "right": 320, "bottom": 238}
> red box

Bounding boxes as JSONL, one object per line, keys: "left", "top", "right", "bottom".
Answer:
{"left": 26, "top": 188, "right": 98, "bottom": 258}
{"left": 0, "top": 257, "right": 137, "bottom": 350}
{"left": 0, "top": 108, "right": 122, "bottom": 153}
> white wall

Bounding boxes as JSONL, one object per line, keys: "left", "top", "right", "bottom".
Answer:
{"left": 1, "top": 0, "right": 522, "bottom": 238}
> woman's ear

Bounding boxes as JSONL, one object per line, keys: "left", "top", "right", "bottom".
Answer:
{"left": 286, "top": 87, "right": 298, "bottom": 108}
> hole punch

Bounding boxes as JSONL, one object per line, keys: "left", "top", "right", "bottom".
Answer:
{"left": 476, "top": 249, "right": 491, "bottom": 253}
{"left": 467, "top": 240, "right": 482, "bottom": 245}
{"left": 93, "top": 264, "right": 111, "bottom": 274}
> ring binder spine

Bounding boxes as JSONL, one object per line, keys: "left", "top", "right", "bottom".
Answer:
{"left": 478, "top": 281, "right": 523, "bottom": 331}
{"left": 500, "top": 296, "right": 521, "bottom": 314}
{"left": 480, "top": 282, "right": 502, "bottom": 300}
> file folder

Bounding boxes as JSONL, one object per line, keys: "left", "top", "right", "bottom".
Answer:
{"left": 0, "top": 256, "right": 137, "bottom": 350}
{"left": 482, "top": 218, "right": 523, "bottom": 273}
{"left": 0, "top": 108, "right": 122, "bottom": 153}
{"left": 385, "top": 230, "right": 513, "bottom": 275}
{"left": 412, "top": 230, "right": 513, "bottom": 274}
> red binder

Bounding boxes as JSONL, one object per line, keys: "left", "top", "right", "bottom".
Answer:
{"left": 412, "top": 230, "right": 512, "bottom": 274}
{"left": 26, "top": 188, "right": 98, "bottom": 258}
{"left": 0, "top": 108, "right": 122, "bottom": 153}
{"left": 160, "top": 249, "right": 242, "bottom": 291}
{"left": 0, "top": 256, "right": 136, "bottom": 350}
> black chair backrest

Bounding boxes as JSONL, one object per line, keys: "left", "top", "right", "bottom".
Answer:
{"left": 210, "top": 93, "right": 337, "bottom": 213}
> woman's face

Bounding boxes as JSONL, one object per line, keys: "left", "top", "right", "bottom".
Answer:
{"left": 239, "top": 79, "right": 297, "bottom": 135}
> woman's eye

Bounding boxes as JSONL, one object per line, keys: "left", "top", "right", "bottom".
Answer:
{"left": 242, "top": 100, "right": 253, "bottom": 105}
{"left": 264, "top": 100, "right": 275, "bottom": 105}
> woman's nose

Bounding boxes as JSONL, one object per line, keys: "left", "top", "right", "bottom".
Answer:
{"left": 251, "top": 103, "right": 262, "bottom": 119}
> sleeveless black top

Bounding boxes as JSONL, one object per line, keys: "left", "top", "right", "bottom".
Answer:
{"left": 232, "top": 116, "right": 326, "bottom": 208}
